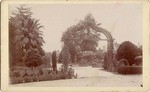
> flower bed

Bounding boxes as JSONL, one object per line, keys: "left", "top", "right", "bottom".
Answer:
{"left": 11, "top": 72, "right": 76, "bottom": 84}
{"left": 10, "top": 66, "right": 76, "bottom": 84}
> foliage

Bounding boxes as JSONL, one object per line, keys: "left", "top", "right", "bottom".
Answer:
{"left": 80, "top": 39, "right": 98, "bottom": 51}
{"left": 9, "top": 5, "right": 45, "bottom": 67}
{"left": 10, "top": 65, "right": 76, "bottom": 84}
{"left": 23, "top": 48, "right": 43, "bottom": 68}
{"left": 115, "top": 41, "right": 139, "bottom": 66}
{"left": 9, "top": 16, "right": 24, "bottom": 66}
{"left": 43, "top": 52, "right": 51, "bottom": 65}
{"left": 52, "top": 51, "right": 57, "bottom": 71}
{"left": 61, "top": 46, "right": 70, "bottom": 72}
{"left": 13, "top": 16, "right": 45, "bottom": 52}
{"left": 68, "top": 43, "right": 77, "bottom": 63}
{"left": 58, "top": 50, "right": 63, "bottom": 63}
{"left": 77, "top": 50, "right": 104, "bottom": 67}
{"left": 61, "top": 13, "right": 101, "bottom": 63}
{"left": 103, "top": 52, "right": 108, "bottom": 69}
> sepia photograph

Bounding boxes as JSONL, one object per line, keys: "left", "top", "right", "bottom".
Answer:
{"left": 1, "top": 0, "right": 150, "bottom": 92}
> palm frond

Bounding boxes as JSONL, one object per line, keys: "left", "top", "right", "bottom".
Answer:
{"left": 36, "top": 26, "right": 44, "bottom": 30}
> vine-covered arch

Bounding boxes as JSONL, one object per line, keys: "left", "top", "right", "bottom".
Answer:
{"left": 61, "top": 14, "right": 114, "bottom": 72}
{"left": 90, "top": 25, "right": 114, "bottom": 71}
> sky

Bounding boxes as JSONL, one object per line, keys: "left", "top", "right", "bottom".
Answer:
{"left": 9, "top": 3, "right": 142, "bottom": 52}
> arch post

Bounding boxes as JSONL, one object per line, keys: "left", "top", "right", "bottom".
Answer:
{"left": 107, "top": 39, "right": 114, "bottom": 72}
{"left": 92, "top": 25, "right": 115, "bottom": 72}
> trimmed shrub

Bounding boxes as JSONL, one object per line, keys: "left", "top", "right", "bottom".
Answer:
{"left": 115, "top": 41, "right": 139, "bottom": 66}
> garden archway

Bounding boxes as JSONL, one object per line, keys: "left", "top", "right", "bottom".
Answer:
{"left": 61, "top": 14, "right": 114, "bottom": 72}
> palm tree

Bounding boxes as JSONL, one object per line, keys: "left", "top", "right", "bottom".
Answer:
{"left": 15, "top": 17, "right": 44, "bottom": 53}
{"left": 10, "top": 5, "right": 44, "bottom": 54}
{"left": 9, "top": 5, "right": 45, "bottom": 67}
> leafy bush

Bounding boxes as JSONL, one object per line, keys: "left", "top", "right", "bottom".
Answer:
{"left": 23, "top": 48, "right": 43, "bottom": 68}
{"left": 10, "top": 66, "right": 76, "bottom": 84}
{"left": 78, "top": 51, "right": 102, "bottom": 67}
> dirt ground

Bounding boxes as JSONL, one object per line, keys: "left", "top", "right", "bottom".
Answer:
{"left": 11, "top": 66, "right": 142, "bottom": 87}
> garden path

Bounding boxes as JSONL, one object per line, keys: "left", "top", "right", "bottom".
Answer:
{"left": 11, "top": 66, "right": 142, "bottom": 87}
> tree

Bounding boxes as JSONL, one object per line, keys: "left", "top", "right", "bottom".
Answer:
{"left": 9, "top": 4, "right": 32, "bottom": 66}
{"left": 10, "top": 5, "right": 45, "bottom": 54}
{"left": 61, "top": 46, "right": 70, "bottom": 72}
{"left": 9, "top": 20, "right": 24, "bottom": 66}
{"left": 68, "top": 43, "right": 77, "bottom": 63}
{"left": 61, "top": 13, "right": 101, "bottom": 63}
{"left": 9, "top": 5, "right": 45, "bottom": 67}
{"left": 52, "top": 51, "right": 57, "bottom": 71}
{"left": 58, "top": 50, "right": 63, "bottom": 63}
{"left": 14, "top": 16, "right": 45, "bottom": 53}
{"left": 43, "top": 52, "right": 52, "bottom": 66}
{"left": 115, "top": 41, "right": 139, "bottom": 66}
{"left": 80, "top": 39, "right": 98, "bottom": 51}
